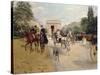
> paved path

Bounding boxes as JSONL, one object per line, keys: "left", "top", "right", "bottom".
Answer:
{"left": 47, "top": 37, "right": 97, "bottom": 71}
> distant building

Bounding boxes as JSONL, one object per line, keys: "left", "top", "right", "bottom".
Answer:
{"left": 46, "top": 20, "right": 61, "bottom": 36}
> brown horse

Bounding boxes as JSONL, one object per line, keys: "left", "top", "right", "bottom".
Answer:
{"left": 24, "top": 31, "right": 40, "bottom": 52}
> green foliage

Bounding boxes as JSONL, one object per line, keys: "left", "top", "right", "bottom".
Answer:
{"left": 81, "top": 17, "right": 88, "bottom": 32}
{"left": 93, "top": 16, "right": 97, "bottom": 33}
{"left": 72, "top": 26, "right": 82, "bottom": 34}
{"left": 13, "top": 2, "right": 34, "bottom": 26}
{"left": 80, "top": 6, "right": 97, "bottom": 34}
{"left": 86, "top": 6, "right": 97, "bottom": 34}
{"left": 12, "top": 1, "right": 35, "bottom": 37}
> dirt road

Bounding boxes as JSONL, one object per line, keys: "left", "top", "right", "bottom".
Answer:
{"left": 13, "top": 39, "right": 55, "bottom": 74}
{"left": 13, "top": 37, "right": 97, "bottom": 73}
{"left": 48, "top": 37, "right": 97, "bottom": 71}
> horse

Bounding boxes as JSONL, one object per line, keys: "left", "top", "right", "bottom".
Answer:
{"left": 53, "top": 32, "right": 61, "bottom": 44}
{"left": 52, "top": 32, "right": 71, "bottom": 54}
{"left": 53, "top": 31, "right": 68, "bottom": 47}
{"left": 67, "top": 32, "right": 76, "bottom": 45}
{"left": 24, "top": 31, "right": 40, "bottom": 52}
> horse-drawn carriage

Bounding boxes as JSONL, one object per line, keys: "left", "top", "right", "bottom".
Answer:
{"left": 76, "top": 32, "right": 97, "bottom": 62}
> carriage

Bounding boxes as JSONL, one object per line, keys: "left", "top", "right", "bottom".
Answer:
{"left": 76, "top": 33, "right": 97, "bottom": 62}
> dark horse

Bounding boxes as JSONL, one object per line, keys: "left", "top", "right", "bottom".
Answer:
{"left": 24, "top": 31, "right": 40, "bottom": 52}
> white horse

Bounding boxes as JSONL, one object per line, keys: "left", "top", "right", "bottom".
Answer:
{"left": 53, "top": 31, "right": 70, "bottom": 50}
{"left": 67, "top": 31, "right": 76, "bottom": 44}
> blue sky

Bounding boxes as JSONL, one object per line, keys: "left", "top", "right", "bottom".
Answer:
{"left": 30, "top": 2, "right": 97, "bottom": 26}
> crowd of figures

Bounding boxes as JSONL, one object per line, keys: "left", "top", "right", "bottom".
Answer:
{"left": 52, "top": 29, "right": 75, "bottom": 48}
{"left": 24, "top": 25, "right": 48, "bottom": 53}
{"left": 51, "top": 29, "right": 76, "bottom": 61}
{"left": 51, "top": 29, "right": 97, "bottom": 62}
{"left": 23, "top": 25, "right": 75, "bottom": 55}
{"left": 22, "top": 25, "right": 97, "bottom": 62}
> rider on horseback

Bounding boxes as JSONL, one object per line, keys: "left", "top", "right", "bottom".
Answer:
{"left": 30, "top": 25, "right": 39, "bottom": 38}
{"left": 31, "top": 25, "right": 38, "bottom": 34}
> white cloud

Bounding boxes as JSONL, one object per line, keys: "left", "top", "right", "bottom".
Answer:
{"left": 32, "top": 6, "right": 45, "bottom": 14}
{"left": 30, "top": 2, "right": 97, "bottom": 26}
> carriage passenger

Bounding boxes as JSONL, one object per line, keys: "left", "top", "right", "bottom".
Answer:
{"left": 30, "top": 25, "right": 38, "bottom": 34}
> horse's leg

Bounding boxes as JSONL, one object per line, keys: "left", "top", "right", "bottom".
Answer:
{"left": 58, "top": 54, "right": 60, "bottom": 62}
{"left": 64, "top": 41, "right": 66, "bottom": 48}
{"left": 34, "top": 42, "right": 36, "bottom": 52}
{"left": 61, "top": 41, "right": 62, "bottom": 47}
{"left": 35, "top": 40, "right": 39, "bottom": 52}
{"left": 40, "top": 44, "right": 43, "bottom": 53}
{"left": 36, "top": 42, "right": 38, "bottom": 52}
{"left": 40, "top": 44, "right": 45, "bottom": 54}
{"left": 36, "top": 41, "right": 39, "bottom": 51}
{"left": 35, "top": 43, "right": 38, "bottom": 52}
{"left": 36, "top": 41, "right": 39, "bottom": 53}
{"left": 67, "top": 45, "right": 70, "bottom": 55}
{"left": 40, "top": 43, "right": 42, "bottom": 53}
{"left": 25, "top": 42, "right": 29, "bottom": 51}
{"left": 67, "top": 43, "right": 70, "bottom": 51}
{"left": 30, "top": 42, "right": 33, "bottom": 53}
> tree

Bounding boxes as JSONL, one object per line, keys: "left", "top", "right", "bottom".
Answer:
{"left": 81, "top": 17, "right": 88, "bottom": 32}
{"left": 13, "top": 1, "right": 35, "bottom": 36}
{"left": 72, "top": 26, "right": 81, "bottom": 34}
{"left": 80, "top": 6, "right": 97, "bottom": 34}
{"left": 86, "top": 6, "right": 95, "bottom": 34}
{"left": 93, "top": 16, "right": 97, "bottom": 34}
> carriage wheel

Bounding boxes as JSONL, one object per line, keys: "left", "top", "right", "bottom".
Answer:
{"left": 90, "top": 45, "right": 97, "bottom": 63}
